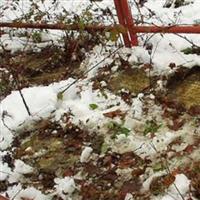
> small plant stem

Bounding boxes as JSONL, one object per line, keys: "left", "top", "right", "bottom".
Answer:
{"left": 18, "top": 89, "right": 31, "bottom": 116}
{"left": 60, "top": 46, "right": 122, "bottom": 94}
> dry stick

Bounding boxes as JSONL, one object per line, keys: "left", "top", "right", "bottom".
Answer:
{"left": 150, "top": 142, "right": 185, "bottom": 200}
{"left": 9, "top": 29, "right": 34, "bottom": 116}
{"left": 2, "top": 116, "right": 16, "bottom": 133}
{"left": 10, "top": 189, "right": 23, "bottom": 200}
{"left": 132, "top": 0, "right": 144, "bottom": 23}
{"left": 0, "top": 195, "right": 9, "bottom": 200}
{"left": 18, "top": 89, "right": 31, "bottom": 116}
{"left": 174, "top": 33, "right": 200, "bottom": 48}
{"left": 9, "top": 68, "right": 31, "bottom": 116}
{"left": 59, "top": 46, "right": 122, "bottom": 95}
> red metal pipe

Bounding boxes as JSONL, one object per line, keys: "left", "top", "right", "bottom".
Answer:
{"left": 114, "top": 0, "right": 131, "bottom": 47}
{"left": 120, "top": 0, "right": 138, "bottom": 46}
{"left": 0, "top": 195, "right": 9, "bottom": 200}
{"left": 1, "top": 22, "right": 200, "bottom": 34}
{"left": 131, "top": 25, "right": 200, "bottom": 33}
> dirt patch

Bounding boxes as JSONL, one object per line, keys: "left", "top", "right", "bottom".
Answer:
{"left": 12, "top": 117, "right": 149, "bottom": 199}
{"left": 166, "top": 66, "right": 200, "bottom": 114}
{"left": 13, "top": 118, "right": 94, "bottom": 190}
{"left": 108, "top": 68, "right": 150, "bottom": 95}
{"left": 0, "top": 32, "right": 101, "bottom": 98}
{"left": 93, "top": 65, "right": 150, "bottom": 98}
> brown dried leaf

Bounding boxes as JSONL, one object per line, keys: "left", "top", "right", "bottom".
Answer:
{"left": 168, "top": 118, "right": 185, "bottom": 131}
{"left": 118, "top": 179, "right": 141, "bottom": 199}
{"left": 103, "top": 109, "right": 126, "bottom": 119}
{"left": 184, "top": 145, "right": 194, "bottom": 153}
{"left": 188, "top": 106, "right": 200, "bottom": 116}
{"left": 0, "top": 195, "right": 9, "bottom": 200}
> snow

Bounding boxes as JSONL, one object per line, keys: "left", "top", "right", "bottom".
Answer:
{"left": 0, "top": 84, "right": 57, "bottom": 149}
{"left": 161, "top": 174, "right": 191, "bottom": 200}
{"left": 124, "top": 193, "right": 134, "bottom": 200}
{"left": 5, "top": 159, "right": 33, "bottom": 183}
{"left": 0, "top": 162, "right": 12, "bottom": 181}
{"left": 13, "top": 159, "right": 33, "bottom": 174}
{"left": 1, "top": 0, "right": 200, "bottom": 74}
{"left": 80, "top": 146, "right": 93, "bottom": 163}
{"left": 54, "top": 177, "right": 76, "bottom": 200}
{"left": 131, "top": 93, "right": 144, "bottom": 119}
{"left": 0, "top": 0, "right": 199, "bottom": 199}
{"left": 14, "top": 187, "right": 49, "bottom": 200}
{"left": 2, "top": 184, "right": 49, "bottom": 200}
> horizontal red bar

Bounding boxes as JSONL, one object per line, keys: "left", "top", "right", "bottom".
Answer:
{"left": 133, "top": 25, "right": 200, "bottom": 34}
{"left": 1, "top": 22, "right": 200, "bottom": 34}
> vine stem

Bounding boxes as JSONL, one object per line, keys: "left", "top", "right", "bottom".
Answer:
{"left": 59, "top": 46, "right": 122, "bottom": 95}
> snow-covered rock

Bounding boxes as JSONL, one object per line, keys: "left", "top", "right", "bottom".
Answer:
{"left": 80, "top": 146, "right": 93, "bottom": 163}
{"left": 54, "top": 177, "right": 76, "bottom": 200}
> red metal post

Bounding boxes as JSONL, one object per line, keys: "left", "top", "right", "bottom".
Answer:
{"left": 114, "top": 0, "right": 138, "bottom": 47}
{"left": 120, "top": 0, "right": 138, "bottom": 46}
{"left": 114, "top": 0, "right": 131, "bottom": 47}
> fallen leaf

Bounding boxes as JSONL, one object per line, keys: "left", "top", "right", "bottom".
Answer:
{"left": 119, "top": 179, "right": 141, "bottom": 199}
{"left": 162, "top": 174, "right": 175, "bottom": 187}
{"left": 103, "top": 109, "right": 126, "bottom": 119}
{"left": 168, "top": 118, "right": 185, "bottom": 131}
{"left": 188, "top": 106, "right": 200, "bottom": 116}
{"left": 184, "top": 145, "right": 194, "bottom": 153}
{"left": 0, "top": 195, "right": 9, "bottom": 200}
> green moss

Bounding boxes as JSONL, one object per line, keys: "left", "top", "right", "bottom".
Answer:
{"left": 175, "top": 73, "right": 200, "bottom": 109}
{"left": 15, "top": 133, "right": 79, "bottom": 174}
{"left": 108, "top": 68, "right": 150, "bottom": 95}
{"left": 167, "top": 68, "right": 200, "bottom": 110}
{"left": 143, "top": 120, "right": 162, "bottom": 136}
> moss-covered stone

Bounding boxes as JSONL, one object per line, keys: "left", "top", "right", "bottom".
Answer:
{"left": 167, "top": 67, "right": 200, "bottom": 110}
{"left": 108, "top": 68, "right": 150, "bottom": 95}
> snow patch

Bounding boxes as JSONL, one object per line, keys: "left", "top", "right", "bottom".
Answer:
{"left": 54, "top": 177, "right": 76, "bottom": 200}
{"left": 80, "top": 146, "right": 93, "bottom": 163}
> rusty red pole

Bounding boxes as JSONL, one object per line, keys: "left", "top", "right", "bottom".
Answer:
{"left": 114, "top": 0, "right": 131, "bottom": 47}
{"left": 1, "top": 22, "right": 200, "bottom": 33}
{"left": 130, "top": 25, "right": 200, "bottom": 33}
{"left": 120, "top": 0, "right": 138, "bottom": 46}
{"left": 114, "top": 0, "right": 138, "bottom": 47}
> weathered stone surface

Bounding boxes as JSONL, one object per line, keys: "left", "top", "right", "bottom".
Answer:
{"left": 167, "top": 66, "right": 200, "bottom": 111}
{"left": 108, "top": 68, "right": 150, "bottom": 95}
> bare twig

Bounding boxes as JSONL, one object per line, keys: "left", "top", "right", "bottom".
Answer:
{"left": 18, "top": 89, "right": 31, "bottom": 116}
{"left": 59, "top": 46, "right": 122, "bottom": 94}
{"left": 150, "top": 142, "right": 185, "bottom": 200}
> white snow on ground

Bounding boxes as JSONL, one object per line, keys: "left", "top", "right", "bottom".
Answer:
{"left": 162, "top": 174, "right": 191, "bottom": 200}
{"left": 0, "top": 0, "right": 199, "bottom": 199}
{"left": 54, "top": 177, "right": 76, "bottom": 200}
{"left": 152, "top": 174, "right": 191, "bottom": 200}
{"left": 8, "top": 160, "right": 33, "bottom": 183}
{"left": 124, "top": 193, "right": 134, "bottom": 200}
{"left": 80, "top": 146, "right": 93, "bottom": 163}
{"left": 12, "top": 187, "right": 49, "bottom": 200}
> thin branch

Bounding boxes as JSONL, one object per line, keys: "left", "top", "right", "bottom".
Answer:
{"left": 18, "top": 89, "right": 31, "bottom": 116}
{"left": 174, "top": 33, "right": 200, "bottom": 48}
{"left": 7, "top": 65, "right": 31, "bottom": 116}
{"left": 150, "top": 142, "right": 185, "bottom": 200}
{"left": 59, "top": 46, "right": 122, "bottom": 94}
